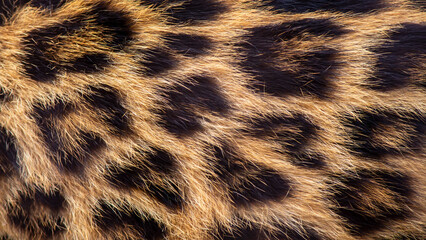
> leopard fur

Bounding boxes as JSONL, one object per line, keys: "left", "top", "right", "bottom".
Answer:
{"left": 0, "top": 0, "right": 424, "bottom": 239}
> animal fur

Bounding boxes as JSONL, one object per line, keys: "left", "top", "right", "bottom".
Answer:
{"left": 0, "top": 0, "right": 424, "bottom": 239}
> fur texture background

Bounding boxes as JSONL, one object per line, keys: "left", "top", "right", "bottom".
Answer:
{"left": 0, "top": 0, "right": 424, "bottom": 239}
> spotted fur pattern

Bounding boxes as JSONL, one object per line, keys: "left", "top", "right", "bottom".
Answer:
{"left": 0, "top": 0, "right": 425, "bottom": 239}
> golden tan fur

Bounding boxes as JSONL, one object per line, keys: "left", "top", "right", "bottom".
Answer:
{"left": 0, "top": 0, "right": 424, "bottom": 239}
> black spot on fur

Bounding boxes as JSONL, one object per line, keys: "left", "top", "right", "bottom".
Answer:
{"left": 0, "top": 235, "right": 12, "bottom": 240}
{"left": 105, "top": 149, "right": 176, "bottom": 187}
{"left": 33, "top": 99, "right": 73, "bottom": 120}
{"left": 330, "top": 170, "right": 412, "bottom": 235}
{"left": 66, "top": 53, "right": 110, "bottom": 73}
{"left": 249, "top": 115, "right": 316, "bottom": 153}
{"left": 21, "top": 3, "right": 133, "bottom": 82}
{"left": 0, "top": 87, "right": 13, "bottom": 102}
{"left": 262, "top": 0, "right": 385, "bottom": 13}
{"left": 106, "top": 167, "right": 183, "bottom": 209}
{"left": 7, "top": 208, "right": 28, "bottom": 235}
{"left": 21, "top": 19, "right": 84, "bottom": 82}
{"left": 32, "top": 100, "right": 73, "bottom": 159}
{"left": 157, "top": 108, "right": 202, "bottom": 136}
{"left": 34, "top": 188, "right": 66, "bottom": 213}
{"left": 105, "top": 147, "right": 176, "bottom": 188}
{"left": 0, "top": 0, "right": 32, "bottom": 26}
{"left": 409, "top": 0, "right": 426, "bottom": 10}
{"left": 212, "top": 145, "right": 291, "bottom": 207}
{"left": 84, "top": 85, "right": 131, "bottom": 134}
{"left": 215, "top": 221, "right": 319, "bottom": 240}
{"left": 43, "top": 130, "right": 104, "bottom": 173}
{"left": 145, "top": 182, "right": 183, "bottom": 209}
{"left": 230, "top": 169, "right": 291, "bottom": 207}
{"left": 238, "top": 20, "right": 345, "bottom": 97}
{"left": 212, "top": 145, "right": 245, "bottom": 181}
{"left": 7, "top": 188, "right": 67, "bottom": 239}
{"left": 165, "top": 76, "right": 228, "bottom": 113}
{"left": 368, "top": 23, "right": 426, "bottom": 90}
{"left": 345, "top": 110, "right": 425, "bottom": 159}
{"left": 21, "top": 54, "right": 59, "bottom": 82}
{"left": 165, "top": 33, "right": 212, "bottom": 56}
{"left": 33, "top": 99, "right": 105, "bottom": 173}
{"left": 262, "top": 115, "right": 316, "bottom": 154}
{"left": 138, "top": 48, "right": 176, "bottom": 76}
{"left": 0, "top": 127, "right": 19, "bottom": 177}
{"left": 105, "top": 164, "right": 148, "bottom": 189}
{"left": 138, "top": 0, "right": 163, "bottom": 6}
{"left": 158, "top": 76, "right": 228, "bottom": 136}
{"left": 90, "top": 2, "right": 135, "bottom": 51}
{"left": 56, "top": 131, "right": 105, "bottom": 173}
{"left": 94, "top": 200, "right": 167, "bottom": 239}
{"left": 164, "top": 0, "right": 226, "bottom": 24}
{"left": 8, "top": 213, "right": 66, "bottom": 240}
{"left": 30, "top": 0, "right": 66, "bottom": 10}
{"left": 145, "top": 147, "right": 176, "bottom": 174}
{"left": 291, "top": 152, "right": 326, "bottom": 169}
{"left": 255, "top": 19, "right": 348, "bottom": 41}
{"left": 105, "top": 147, "right": 182, "bottom": 209}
